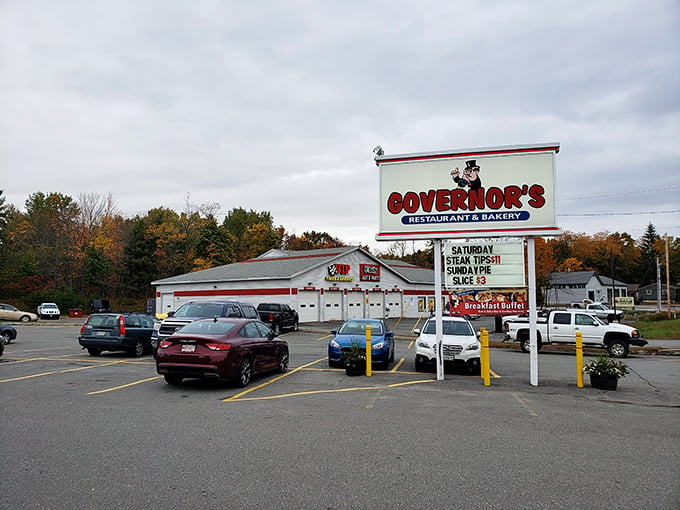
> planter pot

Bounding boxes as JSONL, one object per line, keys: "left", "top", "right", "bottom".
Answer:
{"left": 345, "top": 363, "right": 366, "bottom": 376}
{"left": 589, "top": 373, "right": 618, "bottom": 390}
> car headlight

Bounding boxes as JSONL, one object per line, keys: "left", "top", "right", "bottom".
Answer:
{"left": 153, "top": 322, "right": 161, "bottom": 332}
{"left": 330, "top": 339, "right": 340, "bottom": 348}
{"left": 466, "top": 342, "right": 480, "bottom": 351}
{"left": 416, "top": 340, "right": 431, "bottom": 349}
{"left": 372, "top": 341, "right": 385, "bottom": 350}
{"left": 631, "top": 330, "right": 639, "bottom": 338}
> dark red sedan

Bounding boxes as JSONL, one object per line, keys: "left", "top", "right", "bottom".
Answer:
{"left": 156, "top": 318, "right": 289, "bottom": 387}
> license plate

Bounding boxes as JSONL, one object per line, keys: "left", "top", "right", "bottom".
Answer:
{"left": 181, "top": 344, "right": 196, "bottom": 353}
{"left": 443, "top": 355, "right": 455, "bottom": 361}
{"left": 95, "top": 331, "right": 106, "bottom": 336}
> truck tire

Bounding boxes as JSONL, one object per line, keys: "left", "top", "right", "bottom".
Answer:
{"left": 607, "top": 340, "right": 629, "bottom": 358}
{"left": 520, "top": 335, "right": 542, "bottom": 353}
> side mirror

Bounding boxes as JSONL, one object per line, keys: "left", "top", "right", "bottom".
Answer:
{"left": 413, "top": 329, "right": 420, "bottom": 335}
{"left": 331, "top": 329, "right": 337, "bottom": 335}
{"left": 167, "top": 311, "right": 175, "bottom": 317}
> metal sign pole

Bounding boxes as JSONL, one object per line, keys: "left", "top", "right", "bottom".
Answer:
{"left": 434, "top": 239, "right": 444, "bottom": 381}
{"left": 527, "top": 237, "right": 539, "bottom": 386}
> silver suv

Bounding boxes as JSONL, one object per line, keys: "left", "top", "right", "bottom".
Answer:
{"left": 151, "top": 301, "right": 258, "bottom": 354}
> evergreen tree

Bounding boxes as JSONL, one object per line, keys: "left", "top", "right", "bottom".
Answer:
{"left": 637, "top": 223, "right": 660, "bottom": 285}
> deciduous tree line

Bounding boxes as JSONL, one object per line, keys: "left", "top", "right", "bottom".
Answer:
{"left": 0, "top": 191, "right": 346, "bottom": 309}
{"left": 0, "top": 190, "right": 677, "bottom": 310}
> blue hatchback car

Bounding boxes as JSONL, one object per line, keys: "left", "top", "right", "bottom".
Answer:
{"left": 327, "top": 319, "right": 395, "bottom": 370}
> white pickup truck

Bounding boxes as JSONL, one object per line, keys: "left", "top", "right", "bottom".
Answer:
{"left": 504, "top": 310, "right": 646, "bottom": 358}
{"left": 568, "top": 302, "right": 624, "bottom": 322}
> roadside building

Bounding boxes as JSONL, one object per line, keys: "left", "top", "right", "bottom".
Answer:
{"left": 151, "top": 247, "right": 437, "bottom": 322}
{"left": 637, "top": 283, "right": 679, "bottom": 303}
{"left": 544, "top": 270, "right": 628, "bottom": 306}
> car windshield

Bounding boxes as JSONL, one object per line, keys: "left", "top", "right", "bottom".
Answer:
{"left": 179, "top": 321, "right": 237, "bottom": 335}
{"left": 423, "top": 320, "right": 474, "bottom": 336}
{"left": 87, "top": 315, "right": 118, "bottom": 328}
{"left": 338, "top": 321, "right": 384, "bottom": 335}
{"left": 43, "top": 304, "right": 58, "bottom": 309}
{"left": 174, "top": 303, "right": 225, "bottom": 318}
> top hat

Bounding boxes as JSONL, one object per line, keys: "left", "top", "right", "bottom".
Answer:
{"left": 465, "top": 160, "right": 479, "bottom": 170}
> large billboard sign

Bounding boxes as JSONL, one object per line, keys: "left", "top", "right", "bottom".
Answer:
{"left": 444, "top": 240, "right": 525, "bottom": 288}
{"left": 375, "top": 143, "right": 560, "bottom": 241}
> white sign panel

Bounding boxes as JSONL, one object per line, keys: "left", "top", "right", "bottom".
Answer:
{"left": 444, "top": 241, "right": 525, "bottom": 288}
{"left": 375, "top": 143, "right": 560, "bottom": 241}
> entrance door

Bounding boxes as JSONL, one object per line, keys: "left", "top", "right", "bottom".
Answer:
{"left": 297, "top": 290, "right": 320, "bottom": 322}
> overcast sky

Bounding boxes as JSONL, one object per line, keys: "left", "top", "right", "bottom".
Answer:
{"left": 1, "top": 1, "right": 679, "bottom": 251}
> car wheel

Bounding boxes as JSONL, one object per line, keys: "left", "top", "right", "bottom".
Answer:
{"left": 389, "top": 345, "right": 395, "bottom": 363}
{"left": 607, "top": 340, "right": 629, "bottom": 358}
{"left": 468, "top": 358, "right": 481, "bottom": 375}
{"left": 130, "top": 340, "right": 144, "bottom": 357}
{"left": 164, "top": 374, "right": 183, "bottom": 385}
{"left": 20, "top": 315, "right": 31, "bottom": 322}
{"left": 87, "top": 348, "right": 102, "bottom": 356}
{"left": 414, "top": 356, "right": 427, "bottom": 372}
{"left": 1, "top": 331, "right": 11, "bottom": 344}
{"left": 328, "top": 359, "right": 339, "bottom": 368}
{"left": 236, "top": 357, "right": 253, "bottom": 387}
{"left": 278, "top": 348, "right": 289, "bottom": 373}
{"left": 292, "top": 320, "right": 299, "bottom": 332}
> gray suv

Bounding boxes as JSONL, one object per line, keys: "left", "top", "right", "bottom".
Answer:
{"left": 151, "top": 301, "right": 258, "bottom": 355}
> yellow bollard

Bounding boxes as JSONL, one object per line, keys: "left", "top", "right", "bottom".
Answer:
{"left": 576, "top": 331, "right": 583, "bottom": 388}
{"left": 365, "top": 325, "right": 372, "bottom": 377}
{"left": 481, "top": 328, "right": 490, "bottom": 386}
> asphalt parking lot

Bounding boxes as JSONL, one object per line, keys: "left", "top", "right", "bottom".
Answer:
{"left": 1, "top": 321, "right": 679, "bottom": 509}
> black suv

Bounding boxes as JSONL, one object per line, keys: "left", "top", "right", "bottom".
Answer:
{"left": 151, "top": 301, "right": 259, "bottom": 354}
{"left": 78, "top": 312, "right": 156, "bottom": 357}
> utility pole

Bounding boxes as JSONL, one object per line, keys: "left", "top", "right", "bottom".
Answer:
{"left": 666, "top": 236, "right": 672, "bottom": 319}
{"left": 656, "top": 257, "right": 662, "bottom": 313}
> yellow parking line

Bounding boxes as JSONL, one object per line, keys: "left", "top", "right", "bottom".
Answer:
{"left": 223, "top": 357, "right": 326, "bottom": 401}
{"left": 88, "top": 376, "right": 162, "bottom": 394}
{"left": 226, "top": 378, "right": 436, "bottom": 402}
{"left": 390, "top": 358, "right": 405, "bottom": 372}
{"left": 0, "top": 360, "right": 127, "bottom": 383}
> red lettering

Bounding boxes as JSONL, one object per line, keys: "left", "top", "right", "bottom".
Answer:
{"left": 528, "top": 185, "right": 545, "bottom": 208}
{"left": 435, "top": 189, "right": 450, "bottom": 211}
{"left": 419, "top": 190, "right": 435, "bottom": 212}
{"left": 504, "top": 186, "right": 523, "bottom": 208}
{"left": 468, "top": 188, "right": 485, "bottom": 211}
{"left": 450, "top": 189, "right": 467, "bottom": 210}
{"left": 486, "top": 187, "right": 504, "bottom": 209}
{"left": 403, "top": 192, "right": 419, "bottom": 213}
{"left": 387, "top": 192, "right": 402, "bottom": 214}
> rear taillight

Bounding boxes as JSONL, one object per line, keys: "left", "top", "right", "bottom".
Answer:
{"left": 206, "top": 343, "right": 232, "bottom": 351}
{"left": 118, "top": 316, "right": 126, "bottom": 336}
{"left": 80, "top": 322, "right": 86, "bottom": 334}
{"left": 158, "top": 340, "right": 172, "bottom": 349}
{"left": 268, "top": 314, "right": 274, "bottom": 322}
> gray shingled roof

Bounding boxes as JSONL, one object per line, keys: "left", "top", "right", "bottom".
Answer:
{"left": 549, "top": 271, "right": 626, "bottom": 286}
{"left": 152, "top": 247, "right": 360, "bottom": 285}
{"left": 152, "top": 247, "right": 437, "bottom": 286}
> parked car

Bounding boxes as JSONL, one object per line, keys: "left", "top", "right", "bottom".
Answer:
{"left": 152, "top": 300, "right": 259, "bottom": 356}
{"left": 156, "top": 318, "right": 289, "bottom": 387}
{"left": 256, "top": 303, "right": 299, "bottom": 334}
{"left": 37, "top": 302, "right": 61, "bottom": 320}
{"left": 1, "top": 324, "right": 17, "bottom": 345}
{"left": 78, "top": 312, "right": 156, "bottom": 357}
{"left": 327, "top": 318, "right": 395, "bottom": 370}
{"left": 0, "top": 303, "right": 38, "bottom": 322}
{"left": 413, "top": 316, "right": 480, "bottom": 373}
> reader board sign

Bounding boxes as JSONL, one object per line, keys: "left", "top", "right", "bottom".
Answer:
{"left": 446, "top": 289, "right": 528, "bottom": 315}
{"left": 375, "top": 143, "right": 560, "bottom": 241}
{"left": 445, "top": 240, "right": 525, "bottom": 289}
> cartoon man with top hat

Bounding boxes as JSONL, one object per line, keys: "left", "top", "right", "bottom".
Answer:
{"left": 451, "top": 160, "right": 482, "bottom": 190}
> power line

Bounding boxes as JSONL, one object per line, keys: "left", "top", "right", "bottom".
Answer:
{"left": 559, "top": 210, "right": 680, "bottom": 216}
{"left": 559, "top": 185, "right": 680, "bottom": 201}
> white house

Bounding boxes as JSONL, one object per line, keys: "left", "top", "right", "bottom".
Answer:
{"left": 545, "top": 271, "right": 628, "bottom": 306}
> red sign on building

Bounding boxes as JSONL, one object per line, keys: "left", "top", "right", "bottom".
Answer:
{"left": 360, "top": 264, "right": 381, "bottom": 282}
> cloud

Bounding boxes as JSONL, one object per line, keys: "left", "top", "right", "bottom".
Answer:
{"left": 1, "top": 0, "right": 679, "bottom": 248}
